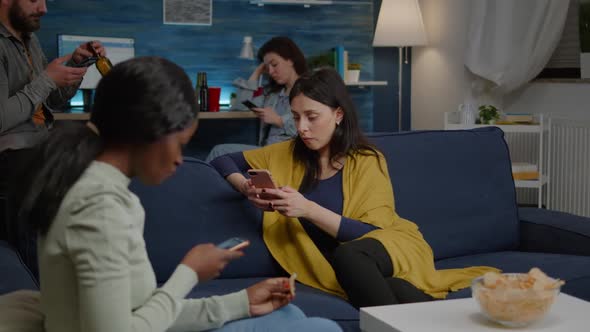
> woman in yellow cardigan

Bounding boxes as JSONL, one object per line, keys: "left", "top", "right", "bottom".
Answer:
{"left": 211, "top": 68, "right": 498, "bottom": 308}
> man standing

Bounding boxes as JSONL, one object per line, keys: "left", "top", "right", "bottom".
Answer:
{"left": 0, "top": 0, "right": 105, "bottom": 243}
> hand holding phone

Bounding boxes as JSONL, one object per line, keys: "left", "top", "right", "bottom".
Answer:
{"left": 242, "top": 100, "right": 259, "bottom": 110}
{"left": 181, "top": 243, "right": 243, "bottom": 282}
{"left": 247, "top": 169, "right": 280, "bottom": 200}
{"left": 217, "top": 237, "right": 250, "bottom": 251}
{"left": 71, "top": 56, "right": 98, "bottom": 68}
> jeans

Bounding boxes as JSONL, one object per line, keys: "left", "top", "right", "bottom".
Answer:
{"left": 209, "top": 304, "right": 342, "bottom": 332}
{"left": 205, "top": 144, "right": 258, "bottom": 163}
{"left": 0, "top": 293, "right": 342, "bottom": 332}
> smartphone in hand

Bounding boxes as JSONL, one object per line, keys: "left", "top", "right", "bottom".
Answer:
{"left": 217, "top": 237, "right": 250, "bottom": 251}
{"left": 71, "top": 57, "right": 98, "bottom": 68}
{"left": 242, "top": 100, "right": 259, "bottom": 110}
{"left": 247, "top": 169, "right": 279, "bottom": 200}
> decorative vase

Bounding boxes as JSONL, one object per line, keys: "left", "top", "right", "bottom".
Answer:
{"left": 345, "top": 69, "right": 360, "bottom": 83}
{"left": 459, "top": 103, "right": 476, "bottom": 125}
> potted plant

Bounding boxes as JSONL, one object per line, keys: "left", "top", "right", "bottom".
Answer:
{"left": 348, "top": 63, "right": 361, "bottom": 70}
{"left": 478, "top": 105, "right": 500, "bottom": 124}
{"left": 229, "top": 92, "right": 237, "bottom": 109}
{"left": 346, "top": 63, "right": 361, "bottom": 82}
{"left": 307, "top": 51, "right": 335, "bottom": 70}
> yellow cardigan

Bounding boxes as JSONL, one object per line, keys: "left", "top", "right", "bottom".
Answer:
{"left": 243, "top": 141, "right": 499, "bottom": 299}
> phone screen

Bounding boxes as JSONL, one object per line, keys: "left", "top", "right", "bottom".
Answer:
{"left": 217, "top": 237, "right": 249, "bottom": 251}
{"left": 72, "top": 57, "right": 98, "bottom": 68}
{"left": 247, "top": 169, "right": 277, "bottom": 189}
{"left": 242, "top": 100, "right": 259, "bottom": 110}
{"left": 248, "top": 169, "right": 279, "bottom": 200}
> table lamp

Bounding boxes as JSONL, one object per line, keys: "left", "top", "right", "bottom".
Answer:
{"left": 373, "top": 0, "right": 427, "bottom": 131}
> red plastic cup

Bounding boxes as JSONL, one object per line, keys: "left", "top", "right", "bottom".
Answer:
{"left": 208, "top": 87, "right": 221, "bottom": 112}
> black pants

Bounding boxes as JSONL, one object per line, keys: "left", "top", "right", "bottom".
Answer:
{"left": 331, "top": 238, "right": 434, "bottom": 308}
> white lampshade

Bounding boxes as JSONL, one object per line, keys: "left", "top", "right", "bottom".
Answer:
{"left": 239, "top": 36, "right": 255, "bottom": 60}
{"left": 373, "top": 0, "right": 427, "bottom": 47}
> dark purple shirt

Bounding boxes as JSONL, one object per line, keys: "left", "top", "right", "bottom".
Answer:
{"left": 211, "top": 153, "right": 379, "bottom": 258}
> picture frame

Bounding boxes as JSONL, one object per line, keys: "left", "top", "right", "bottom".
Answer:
{"left": 163, "top": 0, "right": 212, "bottom": 26}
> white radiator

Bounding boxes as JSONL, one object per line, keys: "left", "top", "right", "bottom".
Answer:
{"left": 507, "top": 117, "right": 590, "bottom": 217}
{"left": 547, "top": 117, "right": 590, "bottom": 217}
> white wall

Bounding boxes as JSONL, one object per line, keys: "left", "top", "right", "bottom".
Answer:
{"left": 412, "top": 0, "right": 472, "bottom": 130}
{"left": 412, "top": 0, "right": 590, "bottom": 130}
{"left": 505, "top": 83, "right": 590, "bottom": 120}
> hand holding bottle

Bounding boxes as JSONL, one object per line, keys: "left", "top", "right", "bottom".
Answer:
{"left": 46, "top": 54, "right": 87, "bottom": 87}
{"left": 72, "top": 41, "right": 106, "bottom": 65}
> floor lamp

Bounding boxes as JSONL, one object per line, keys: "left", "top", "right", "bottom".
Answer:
{"left": 373, "top": 0, "right": 427, "bottom": 131}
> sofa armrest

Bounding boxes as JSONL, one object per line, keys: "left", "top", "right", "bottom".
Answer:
{"left": 518, "top": 207, "right": 590, "bottom": 256}
{"left": 0, "top": 241, "right": 38, "bottom": 295}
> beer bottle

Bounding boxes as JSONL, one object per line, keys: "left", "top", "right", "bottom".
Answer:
{"left": 89, "top": 42, "right": 113, "bottom": 76}
{"left": 199, "top": 72, "right": 209, "bottom": 112}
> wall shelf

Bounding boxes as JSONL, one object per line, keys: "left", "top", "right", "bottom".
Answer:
{"left": 250, "top": 0, "right": 333, "bottom": 7}
{"left": 54, "top": 110, "right": 258, "bottom": 121}
{"left": 444, "top": 123, "right": 542, "bottom": 133}
{"left": 345, "top": 81, "right": 388, "bottom": 87}
{"left": 514, "top": 176, "right": 549, "bottom": 189}
{"left": 249, "top": 0, "right": 372, "bottom": 7}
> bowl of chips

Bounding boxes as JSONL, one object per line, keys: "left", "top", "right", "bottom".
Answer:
{"left": 471, "top": 268, "right": 564, "bottom": 327}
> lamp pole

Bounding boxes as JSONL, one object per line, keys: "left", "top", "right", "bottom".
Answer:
{"left": 372, "top": 0, "right": 427, "bottom": 132}
{"left": 398, "top": 47, "right": 403, "bottom": 131}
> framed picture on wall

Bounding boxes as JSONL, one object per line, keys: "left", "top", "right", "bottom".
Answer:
{"left": 163, "top": 0, "right": 212, "bottom": 26}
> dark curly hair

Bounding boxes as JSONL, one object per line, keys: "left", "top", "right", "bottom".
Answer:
{"left": 15, "top": 56, "right": 198, "bottom": 236}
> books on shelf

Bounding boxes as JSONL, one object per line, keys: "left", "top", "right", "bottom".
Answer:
{"left": 512, "top": 162, "right": 539, "bottom": 180}
{"left": 334, "top": 45, "right": 346, "bottom": 78}
{"left": 503, "top": 113, "right": 534, "bottom": 124}
{"left": 343, "top": 50, "right": 348, "bottom": 78}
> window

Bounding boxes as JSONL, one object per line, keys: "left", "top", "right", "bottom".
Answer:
{"left": 536, "top": 0, "right": 581, "bottom": 79}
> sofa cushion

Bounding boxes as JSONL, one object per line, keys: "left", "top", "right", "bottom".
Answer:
{"left": 368, "top": 127, "right": 520, "bottom": 260}
{"left": 0, "top": 241, "right": 38, "bottom": 295}
{"left": 519, "top": 207, "right": 590, "bottom": 256}
{"left": 130, "top": 158, "right": 282, "bottom": 283}
{"left": 185, "top": 277, "right": 358, "bottom": 322}
{"left": 435, "top": 251, "right": 590, "bottom": 301}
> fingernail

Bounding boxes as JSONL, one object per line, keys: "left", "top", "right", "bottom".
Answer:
{"left": 283, "top": 281, "right": 290, "bottom": 289}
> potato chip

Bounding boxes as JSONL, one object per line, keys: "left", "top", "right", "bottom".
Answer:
{"left": 472, "top": 267, "right": 565, "bottom": 326}
{"left": 289, "top": 273, "right": 297, "bottom": 297}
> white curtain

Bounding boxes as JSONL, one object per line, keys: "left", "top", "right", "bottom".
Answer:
{"left": 465, "top": 0, "right": 570, "bottom": 94}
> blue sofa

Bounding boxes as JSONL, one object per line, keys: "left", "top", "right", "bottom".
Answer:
{"left": 2, "top": 127, "right": 589, "bottom": 332}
